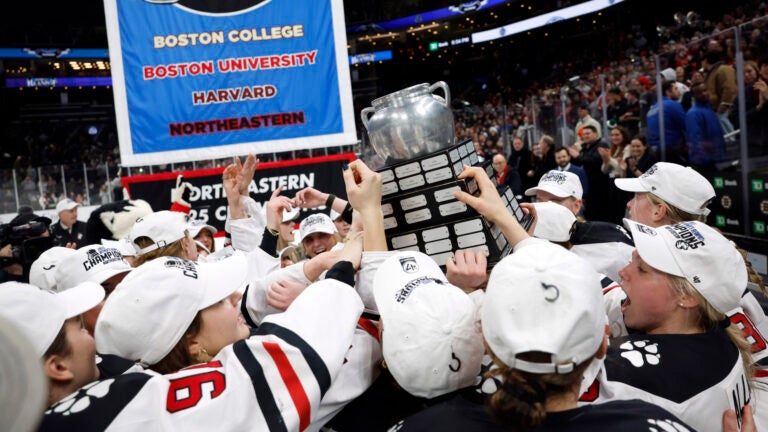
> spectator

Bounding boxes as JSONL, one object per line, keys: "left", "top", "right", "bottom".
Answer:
{"left": 646, "top": 81, "right": 687, "bottom": 164}
{"left": 686, "top": 82, "right": 727, "bottom": 170}
{"left": 619, "top": 135, "right": 658, "bottom": 179}
{"left": 701, "top": 49, "right": 737, "bottom": 143}
{"left": 530, "top": 134, "right": 557, "bottom": 184}
{"left": 491, "top": 153, "right": 522, "bottom": 196}
{"left": 508, "top": 136, "right": 535, "bottom": 196}
{"left": 567, "top": 125, "right": 614, "bottom": 223}
{"left": 574, "top": 101, "right": 602, "bottom": 144}
{"left": 553, "top": 146, "right": 588, "bottom": 196}
{"left": 619, "top": 89, "right": 641, "bottom": 137}
{"left": 50, "top": 198, "right": 88, "bottom": 248}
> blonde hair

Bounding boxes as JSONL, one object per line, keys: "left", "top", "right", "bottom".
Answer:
{"left": 646, "top": 193, "right": 706, "bottom": 223}
{"left": 132, "top": 230, "right": 190, "bottom": 267}
{"left": 485, "top": 348, "right": 595, "bottom": 431}
{"left": 666, "top": 274, "right": 754, "bottom": 379}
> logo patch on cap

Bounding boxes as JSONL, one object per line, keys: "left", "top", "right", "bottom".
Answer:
{"left": 541, "top": 171, "right": 568, "bottom": 185}
{"left": 163, "top": 257, "right": 199, "bottom": 279}
{"left": 82, "top": 247, "right": 124, "bottom": 271}
{"left": 642, "top": 164, "right": 659, "bottom": 178}
{"left": 665, "top": 222, "right": 705, "bottom": 250}
{"left": 400, "top": 257, "right": 418, "bottom": 273}
{"left": 634, "top": 224, "right": 657, "bottom": 236}
{"left": 395, "top": 277, "right": 443, "bottom": 303}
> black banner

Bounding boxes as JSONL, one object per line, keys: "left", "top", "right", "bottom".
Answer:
{"left": 121, "top": 153, "right": 356, "bottom": 233}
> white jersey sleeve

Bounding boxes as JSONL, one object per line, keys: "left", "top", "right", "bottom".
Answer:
{"left": 243, "top": 259, "right": 312, "bottom": 325}
{"left": 41, "top": 279, "right": 364, "bottom": 432}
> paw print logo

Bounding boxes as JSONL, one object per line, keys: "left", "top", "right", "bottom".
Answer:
{"left": 619, "top": 340, "right": 660, "bottom": 367}
{"left": 46, "top": 379, "right": 114, "bottom": 415}
{"left": 647, "top": 418, "right": 691, "bottom": 431}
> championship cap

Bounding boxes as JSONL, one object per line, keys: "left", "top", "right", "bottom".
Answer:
{"left": 55, "top": 198, "right": 80, "bottom": 213}
{"left": 329, "top": 209, "right": 342, "bottom": 222}
{"left": 373, "top": 251, "right": 484, "bottom": 398}
{"left": 532, "top": 202, "right": 577, "bottom": 242}
{"left": 187, "top": 219, "right": 217, "bottom": 238}
{"left": 95, "top": 253, "right": 248, "bottom": 367}
{"left": 0, "top": 316, "right": 47, "bottom": 432}
{"left": 29, "top": 246, "right": 77, "bottom": 291}
{"left": 55, "top": 245, "right": 132, "bottom": 291}
{"left": 614, "top": 162, "right": 715, "bottom": 216}
{"left": 101, "top": 238, "right": 137, "bottom": 258}
{"left": 129, "top": 210, "right": 189, "bottom": 255}
{"left": 525, "top": 170, "right": 583, "bottom": 200}
{"left": 482, "top": 242, "right": 604, "bottom": 374}
{"left": 298, "top": 213, "right": 336, "bottom": 243}
{"left": 283, "top": 206, "right": 300, "bottom": 223}
{"left": 624, "top": 219, "right": 746, "bottom": 314}
{"left": 0, "top": 281, "right": 104, "bottom": 357}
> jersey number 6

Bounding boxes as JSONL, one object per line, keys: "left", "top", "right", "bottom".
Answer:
{"left": 166, "top": 362, "right": 227, "bottom": 413}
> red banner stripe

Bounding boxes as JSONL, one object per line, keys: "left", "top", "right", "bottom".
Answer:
{"left": 262, "top": 341, "right": 312, "bottom": 431}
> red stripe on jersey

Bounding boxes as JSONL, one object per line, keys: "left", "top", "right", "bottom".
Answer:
{"left": 755, "top": 369, "right": 768, "bottom": 378}
{"left": 602, "top": 284, "right": 621, "bottom": 295}
{"left": 357, "top": 318, "right": 380, "bottom": 341}
{"left": 262, "top": 341, "right": 312, "bottom": 431}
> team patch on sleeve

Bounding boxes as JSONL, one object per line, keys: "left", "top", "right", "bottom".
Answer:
{"left": 39, "top": 373, "right": 152, "bottom": 431}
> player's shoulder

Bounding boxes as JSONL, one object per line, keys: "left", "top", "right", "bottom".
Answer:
{"left": 39, "top": 372, "right": 155, "bottom": 432}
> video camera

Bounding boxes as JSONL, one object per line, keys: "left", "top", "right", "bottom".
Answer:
{"left": 0, "top": 220, "right": 53, "bottom": 269}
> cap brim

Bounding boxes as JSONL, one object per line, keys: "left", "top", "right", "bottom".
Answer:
{"left": 299, "top": 226, "right": 336, "bottom": 242}
{"left": 524, "top": 185, "right": 571, "bottom": 198}
{"left": 89, "top": 266, "right": 132, "bottom": 285}
{"left": 198, "top": 252, "right": 248, "bottom": 309}
{"left": 623, "top": 219, "right": 684, "bottom": 277}
{"left": 614, "top": 177, "right": 647, "bottom": 193}
{"left": 58, "top": 282, "right": 106, "bottom": 318}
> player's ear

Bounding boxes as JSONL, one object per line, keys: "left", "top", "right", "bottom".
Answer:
{"left": 595, "top": 325, "right": 609, "bottom": 360}
{"left": 45, "top": 354, "right": 75, "bottom": 383}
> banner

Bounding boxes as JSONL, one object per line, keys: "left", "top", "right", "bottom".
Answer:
{"left": 104, "top": 0, "right": 356, "bottom": 167}
{"left": 121, "top": 153, "right": 356, "bottom": 233}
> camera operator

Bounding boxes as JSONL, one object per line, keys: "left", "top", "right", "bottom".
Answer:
{"left": 0, "top": 212, "right": 54, "bottom": 283}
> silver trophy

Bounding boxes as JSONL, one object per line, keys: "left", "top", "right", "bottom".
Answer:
{"left": 360, "top": 82, "right": 531, "bottom": 268}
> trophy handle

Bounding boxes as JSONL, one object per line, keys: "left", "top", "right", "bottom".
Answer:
{"left": 430, "top": 81, "right": 451, "bottom": 107}
{"left": 360, "top": 107, "right": 376, "bottom": 131}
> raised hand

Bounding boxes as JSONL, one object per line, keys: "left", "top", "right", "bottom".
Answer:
{"left": 446, "top": 248, "right": 488, "bottom": 293}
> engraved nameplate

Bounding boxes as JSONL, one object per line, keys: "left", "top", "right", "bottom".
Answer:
{"left": 457, "top": 232, "right": 486, "bottom": 248}
{"left": 381, "top": 203, "right": 394, "bottom": 216}
{"left": 404, "top": 208, "right": 431, "bottom": 225}
{"left": 395, "top": 162, "right": 421, "bottom": 178}
{"left": 430, "top": 251, "right": 455, "bottom": 267}
{"left": 399, "top": 175, "right": 426, "bottom": 191}
{"left": 380, "top": 169, "right": 395, "bottom": 183}
{"left": 421, "top": 154, "right": 449, "bottom": 171}
{"left": 382, "top": 182, "right": 399, "bottom": 196}
{"left": 434, "top": 186, "right": 460, "bottom": 203}
{"left": 425, "top": 167, "right": 453, "bottom": 184}
{"left": 392, "top": 233, "right": 418, "bottom": 249}
{"left": 383, "top": 216, "right": 398, "bottom": 230}
{"left": 439, "top": 201, "right": 467, "bottom": 216}
{"left": 422, "top": 226, "right": 450, "bottom": 243}
{"left": 454, "top": 219, "right": 483, "bottom": 235}
{"left": 425, "top": 239, "right": 452, "bottom": 254}
{"left": 400, "top": 194, "right": 427, "bottom": 211}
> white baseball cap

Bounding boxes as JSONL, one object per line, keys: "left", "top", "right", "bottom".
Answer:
{"left": 532, "top": 202, "right": 577, "bottom": 242}
{"left": 298, "top": 213, "right": 337, "bottom": 243}
{"left": 130, "top": 210, "right": 189, "bottom": 255}
{"left": 55, "top": 198, "right": 80, "bottom": 213}
{"left": 283, "top": 206, "right": 300, "bottom": 223}
{"left": 614, "top": 162, "right": 715, "bottom": 216}
{"left": 29, "top": 246, "right": 77, "bottom": 291}
{"left": 624, "top": 219, "right": 746, "bottom": 314}
{"left": 661, "top": 67, "right": 677, "bottom": 82}
{"left": 101, "top": 238, "right": 137, "bottom": 258}
{"left": 0, "top": 316, "right": 47, "bottom": 432}
{"left": 55, "top": 245, "right": 133, "bottom": 291}
{"left": 187, "top": 219, "right": 217, "bottom": 238}
{"left": 482, "top": 243, "right": 604, "bottom": 374}
{"left": 329, "top": 209, "right": 342, "bottom": 221}
{"left": 95, "top": 253, "right": 248, "bottom": 367}
{"left": 525, "top": 170, "right": 583, "bottom": 200}
{"left": 373, "top": 251, "right": 484, "bottom": 398}
{"left": 0, "top": 281, "right": 105, "bottom": 357}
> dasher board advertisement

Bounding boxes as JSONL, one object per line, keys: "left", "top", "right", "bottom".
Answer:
{"left": 104, "top": 0, "right": 356, "bottom": 167}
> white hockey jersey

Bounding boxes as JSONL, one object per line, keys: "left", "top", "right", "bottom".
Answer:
{"left": 39, "top": 279, "right": 363, "bottom": 432}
